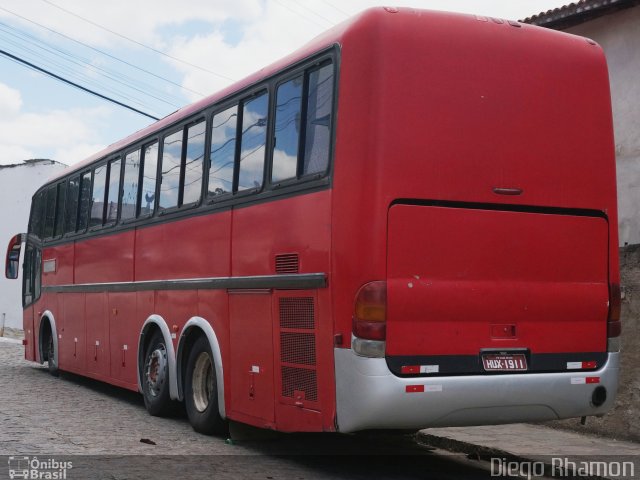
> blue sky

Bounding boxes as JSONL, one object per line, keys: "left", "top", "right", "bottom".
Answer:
{"left": 0, "top": 0, "right": 569, "bottom": 166}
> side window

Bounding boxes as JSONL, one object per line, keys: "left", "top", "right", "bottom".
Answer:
{"left": 208, "top": 105, "right": 237, "bottom": 197}
{"left": 159, "top": 130, "right": 182, "bottom": 211}
{"left": 77, "top": 172, "right": 92, "bottom": 232}
{"left": 90, "top": 164, "right": 107, "bottom": 227}
{"left": 303, "top": 63, "right": 334, "bottom": 175}
{"left": 65, "top": 176, "right": 80, "bottom": 234}
{"left": 121, "top": 150, "right": 141, "bottom": 220}
{"left": 272, "top": 76, "right": 303, "bottom": 182}
{"left": 270, "top": 62, "right": 334, "bottom": 184}
{"left": 29, "top": 191, "right": 45, "bottom": 239}
{"left": 54, "top": 182, "right": 66, "bottom": 237}
{"left": 140, "top": 142, "right": 158, "bottom": 216}
{"left": 106, "top": 158, "right": 122, "bottom": 222}
{"left": 182, "top": 121, "right": 205, "bottom": 205}
{"left": 238, "top": 92, "right": 268, "bottom": 192}
{"left": 43, "top": 186, "right": 56, "bottom": 239}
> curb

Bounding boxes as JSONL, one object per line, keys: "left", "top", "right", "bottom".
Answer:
{"left": 0, "top": 337, "right": 22, "bottom": 345}
{"left": 416, "top": 431, "right": 611, "bottom": 480}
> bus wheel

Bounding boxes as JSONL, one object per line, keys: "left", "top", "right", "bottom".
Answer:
{"left": 185, "top": 335, "right": 226, "bottom": 435}
{"left": 142, "top": 331, "right": 174, "bottom": 416}
{"left": 46, "top": 330, "right": 58, "bottom": 377}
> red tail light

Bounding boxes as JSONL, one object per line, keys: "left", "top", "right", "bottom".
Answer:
{"left": 353, "top": 281, "right": 387, "bottom": 340}
{"left": 607, "top": 283, "right": 621, "bottom": 338}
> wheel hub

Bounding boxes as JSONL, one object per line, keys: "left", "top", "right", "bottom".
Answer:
{"left": 145, "top": 346, "right": 167, "bottom": 397}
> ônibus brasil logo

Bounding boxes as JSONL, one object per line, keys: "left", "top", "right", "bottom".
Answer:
{"left": 8, "top": 456, "right": 73, "bottom": 479}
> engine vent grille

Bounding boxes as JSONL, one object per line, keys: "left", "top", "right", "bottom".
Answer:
{"left": 281, "top": 332, "right": 316, "bottom": 365}
{"left": 275, "top": 253, "right": 299, "bottom": 274}
{"left": 278, "top": 296, "right": 318, "bottom": 406}
{"left": 281, "top": 366, "right": 317, "bottom": 402}
{"left": 279, "top": 297, "right": 314, "bottom": 329}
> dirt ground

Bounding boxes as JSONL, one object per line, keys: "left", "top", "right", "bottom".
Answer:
{"left": 545, "top": 245, "right": 640, "bottom": 442}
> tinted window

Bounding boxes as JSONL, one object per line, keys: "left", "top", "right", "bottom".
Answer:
{"left": 183, "top": 121, "right": 205, "bottom": 205}
{"left": 272, "top": 76, "right": 303, "bottom": 182}
{"left": 140, "top": 142, "right": 158, "bottom": 216}
{"left": 65, "top": 176, "right": 80, "bottom": 234}
{"left": 209, "top": 105, "right": 237, "bottom": 197}
{"left": 30, "top": 191, "right": 45, "bottom": 238}
{"left": 159, "top": 130, "right": 182, "bottom": 210}
{"left": 303, "top": 63, "right": 333, "bottom": 175}
{"left": 43, "top": 186, "right": 56, "bottom": 239}
{"left": 121, "top": 150, "right": 141, "bottom": 220}
{"left": 54, "top": 182, "right": 66, "bottom": 237}
{"left": 106, "top": 158, "right": 121, "bottom": 222}
{"left": 238, "top": 92, "right": 268, "bottom": 191}
{"left": 77, "top": 172, "right": 92, "bottom": 232}
{"left": 90, "top": 164, "right": 107, "bottom": 227}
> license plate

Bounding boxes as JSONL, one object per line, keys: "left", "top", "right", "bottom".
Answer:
{"left": 482, "top": 353, "right": 528, "bottom": 372}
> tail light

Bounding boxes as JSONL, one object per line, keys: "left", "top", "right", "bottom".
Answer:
{"left": 353, "top": 281, "right": 386, "bottom": 340}
{"left": 607, "top": 283, "right": 621, "bottom": 338}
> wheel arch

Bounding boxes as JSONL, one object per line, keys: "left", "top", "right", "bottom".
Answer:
{"left": 37, "top": 310, "right": 58, "bottom": 367}
{"left": 137, "top": 314, "right": 179, "bottom": 400}
{"left": 176, "top": 317, "right": 226, "bottom": 419}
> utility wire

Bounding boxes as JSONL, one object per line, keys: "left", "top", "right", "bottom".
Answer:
{"left": 40, "top": 0, "right": 235, "bottom": 81}
{"left": 0, "top": 21, "right": 186, "bottom": 107}
{"left": 0, "top": 48, "right": 159, "bottom": 120}
{"left": 0, "top": 5, "right": 206, "bottom": 98}
{"left": 0, "top": 22, "right": 182, "bottom": 109}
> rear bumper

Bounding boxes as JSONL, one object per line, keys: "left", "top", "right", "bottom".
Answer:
{"left": 334, "top": 348, "right": 619, "bottom": 433}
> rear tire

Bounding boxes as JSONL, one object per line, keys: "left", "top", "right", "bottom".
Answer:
{"left": 142, "top": 330, "right": 176, "bottom": 416}
{"left": 185, "top": 335, "right": 226, "bottom": 435}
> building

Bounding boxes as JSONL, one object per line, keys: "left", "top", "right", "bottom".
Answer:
{"left": 523, "top": 0, "right": 640, "bottom": 245}
{"left": 0, "top": 159, "right": 67, "bottom": 330}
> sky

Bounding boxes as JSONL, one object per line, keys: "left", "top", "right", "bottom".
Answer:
{"left": 0, "top": 0, "right": 571, "bottom": 166}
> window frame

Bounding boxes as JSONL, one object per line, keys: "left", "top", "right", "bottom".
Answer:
{"left": 88, "top": 161, "right": 109, "bottom": 231}
{"left": 104, "top": 156, "right": 123, "bottom": 226}
{"left": 269, "top": 59, "right": 335, "bottom": 190}
{"left": 157, "top": 117, "right": 207, "bottom": 216}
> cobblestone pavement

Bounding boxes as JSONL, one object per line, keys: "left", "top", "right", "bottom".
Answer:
{"left": 0, "top": 342, "right": 504, "bottom": 480}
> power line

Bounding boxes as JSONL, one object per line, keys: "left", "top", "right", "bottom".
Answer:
{"left": 0, "top": 5, "right": 206, "bottom": 98}
{"left": 0, "top": 21, "right": 183, "bottom": 109}
{"left": 40, "top": 0, "right": 236, "bottom": 81}
{"left": 271, "top": 0, "right": 329, "bottom": 29}
{"left": 0, "top": 21, "right": 186, "bottom": 108}
{"left": 0, "top": 48, "right": 159, "bottom": 120}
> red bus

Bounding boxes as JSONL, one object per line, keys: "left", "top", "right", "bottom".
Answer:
{"left": 5, "top": 7, "right": 620, "bottom": 434}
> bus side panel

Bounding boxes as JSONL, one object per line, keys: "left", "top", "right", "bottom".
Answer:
{"left": 60, "top": 293, "right": 86, "bottom": 374}
{"left": 108, "top": 292, "right": 138, "bottom": 388}
{"left": 230, "top": 190, "right": 334, "bottom": 432}
{"left": 134, "top": 211, "right": 231, "bottom": 281}
{"left": 75, "top": 231, "right": 134, "bottom": 283}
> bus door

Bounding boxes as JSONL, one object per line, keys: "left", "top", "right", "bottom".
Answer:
{"left": 14, "top": 236, "right": 40, "bottom": 361}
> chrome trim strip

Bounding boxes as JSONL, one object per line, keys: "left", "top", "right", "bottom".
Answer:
{"left": 42, "top": 273, "right": 327, "bottom": 294}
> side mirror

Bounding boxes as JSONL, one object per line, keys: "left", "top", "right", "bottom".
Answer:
{"left": 5, "top": 234, "right": 24, "bottom": 279}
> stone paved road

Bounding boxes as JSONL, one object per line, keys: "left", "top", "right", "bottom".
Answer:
{"left": 0, "top": 341, "right": 512, "bottom": 480}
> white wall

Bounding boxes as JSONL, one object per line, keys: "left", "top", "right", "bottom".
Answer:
{"left": 0, "top": 160, "right": 67, "bottom": 329}
{"left": 566, "top": 7, "right": 640, "bottom": 245}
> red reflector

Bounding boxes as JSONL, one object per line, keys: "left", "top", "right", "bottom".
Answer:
{"left": 22, "top": 339, "right": 27, "bottom": 346}
{"left": 406, "top": 385, "right": 424, "bottom": 393}
{"left": 586, "top": 377, "right": 600, "bottom": 384}
{"left": 401, "top": 365, "right": 420, "bottom": 374}
{"left": 583, "top": 361, "right": 597, "bottom": 369}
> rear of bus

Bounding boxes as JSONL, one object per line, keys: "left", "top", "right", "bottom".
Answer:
{"left": 330, "top": 9, "right": 620, "bottom": 432}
